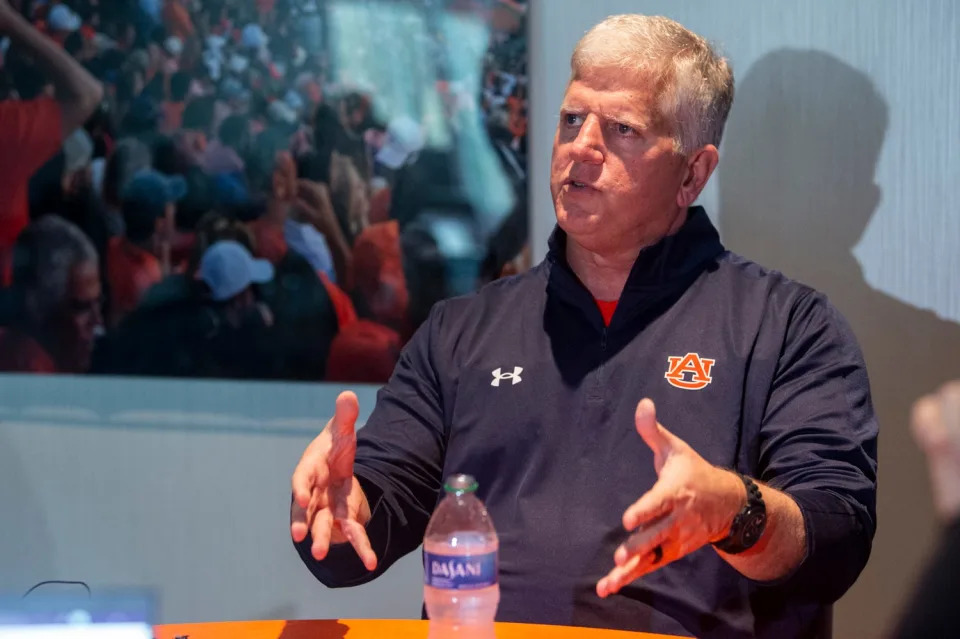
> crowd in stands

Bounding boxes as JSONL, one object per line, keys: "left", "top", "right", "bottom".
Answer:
{"left": 0, "top": 0, "right": 529, "bottom": 382}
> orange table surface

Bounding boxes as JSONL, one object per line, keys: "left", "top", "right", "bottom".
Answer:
{"left": 154, "top": 619, "right": 684, "bottom": 639}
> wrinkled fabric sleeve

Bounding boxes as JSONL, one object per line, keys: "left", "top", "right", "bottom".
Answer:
{"left": 756, "top": 291, "right": 879, "bottom": 602}
{"left": 294, "top": 302, "right": 449, "bottom": 587}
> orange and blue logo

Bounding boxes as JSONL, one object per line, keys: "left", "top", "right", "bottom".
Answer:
{"left": 664, "top": 353, "right": 716, "bottom": 390}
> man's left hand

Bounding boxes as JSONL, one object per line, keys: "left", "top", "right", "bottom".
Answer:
{"left": 597, "top": 398, "right": 746, "bottom": 598}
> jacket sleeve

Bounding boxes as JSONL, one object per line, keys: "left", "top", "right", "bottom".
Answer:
{"left": 294, "top": 302, "right": 449, "bottom": 587}
{"left": 756, "top": 291, "right": 879, "bottom": 602}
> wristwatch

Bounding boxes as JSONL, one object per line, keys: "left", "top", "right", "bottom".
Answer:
{"left": 712, "top": 472, "right": 767, "bottom": 554}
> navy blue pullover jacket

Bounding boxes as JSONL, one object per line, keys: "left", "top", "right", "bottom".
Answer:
{"left": 295, "top": 207, "right": 879, "bottom": 639}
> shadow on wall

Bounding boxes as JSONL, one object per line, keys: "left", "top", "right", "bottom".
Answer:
{"left": 718, "top": 49, "right": 960, "bottom": 638}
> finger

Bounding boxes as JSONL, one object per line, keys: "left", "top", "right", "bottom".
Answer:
{"left": 310, "top": 508, "right": 334, "bottom": 561}
{"left": 635, "top": 398, "right": 672, "bottom": 457}
{"left": 597, "top": 552, "right": 641, "bottom": 598}
{"left": 339, "top": 518, "right": 378, "bottom": 571}
{"left": 290, "top": 499, "right": 309, "bottom": 543}
{"left": 622, "top": 482, "right": 674, "bottom": 531}
{"left": 291, "top": 453, "right": 329, "bottom": 508}
{"left": 615, "top": 512, "right": 673, "bottom": 567}
{"left": 291, "top": 457, "right": 315, "bottom": 508}
{"left": 331, "top": 391, "right": 360, "bottom": 442}
{"left": 599, "top": 542, "right": 670, "bottom": 598}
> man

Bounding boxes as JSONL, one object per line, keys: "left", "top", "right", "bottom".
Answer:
{"left": 0, "top": 215, "right": 103, "bottom": 373}
{"left": 106, "top": 169, "right": 184, "bottom": 327}
{"left": 290, "top": 15, "right": 878, "bottom": 639}
{"left": 0, "top": 0, "right": 103, "bottom": 284}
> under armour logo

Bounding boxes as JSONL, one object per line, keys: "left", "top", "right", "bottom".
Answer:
{"left": 491, "top": 366, "right": 523, "bottom": 387}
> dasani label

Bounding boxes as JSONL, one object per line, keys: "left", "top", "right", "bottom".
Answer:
{"left": 423, "top": 551, "right": 498, "bottom": 590}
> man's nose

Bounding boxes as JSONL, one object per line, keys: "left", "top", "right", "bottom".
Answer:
{"left": 568, "top": 114, "right": 604, "bottom": 165}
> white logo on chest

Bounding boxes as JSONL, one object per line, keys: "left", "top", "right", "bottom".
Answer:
{"left": 491, "top": 366, "right": 523, "bottom": 387}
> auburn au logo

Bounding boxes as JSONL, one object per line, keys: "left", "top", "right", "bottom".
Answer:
{"left": 664, "top": 353, "right": 716, "bottom": 390}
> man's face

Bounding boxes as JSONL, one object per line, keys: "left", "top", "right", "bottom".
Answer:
{"left": 550, "top": 68, "right": 689, "bottom": 255}
{"left": 54, "top": 260, "right": 103, "bottom": 372}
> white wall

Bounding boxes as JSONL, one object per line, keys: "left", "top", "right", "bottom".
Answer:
{"left": 2, "top": 2, "right": 959, "bottom": 637}
{"left": 0, "top": 376, "right": 423, "bottom": 623}
{"left": 530, "top": 2, "right": 960, "bottom": 638}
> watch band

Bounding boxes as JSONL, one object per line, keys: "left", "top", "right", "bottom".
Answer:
{"left": 712, "top": 472, "right": 767, "bottom": 554}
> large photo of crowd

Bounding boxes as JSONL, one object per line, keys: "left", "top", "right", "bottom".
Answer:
{"left": 0, "top": 0, "right": 529, "bottom": 382}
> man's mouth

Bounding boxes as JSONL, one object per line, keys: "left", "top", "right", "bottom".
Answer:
{"left": 565, "top": 179, "right": 594, "bottom": 190}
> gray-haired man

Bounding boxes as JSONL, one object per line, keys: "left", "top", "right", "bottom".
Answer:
{"left": 290, "top": 15, "right": 877, "bottom": 638}
{"left": 0, "top": 215, "right": 102, "bottom": 373}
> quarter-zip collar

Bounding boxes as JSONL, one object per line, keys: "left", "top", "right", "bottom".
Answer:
{"left": 542, "top": 206, "right": 726, "bottom": 332}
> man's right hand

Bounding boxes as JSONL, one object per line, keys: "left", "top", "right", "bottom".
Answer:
{"left": 291, "top": 391, "right": 378, "bottom": 570}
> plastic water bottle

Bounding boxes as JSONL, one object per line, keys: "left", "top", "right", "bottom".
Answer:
{"left": 423, "top": 474, "right": 499, "bottom": 636}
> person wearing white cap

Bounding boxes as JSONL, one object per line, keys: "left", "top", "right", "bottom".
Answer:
{"left": 199, "top": 240, "right": 276, "bottom": 340}
{"left": 199, "top": 240, "right": 275, "bottom": 303}
{"left": 61, "top": 127, "right": 94, "bottom": 197}
{"left": 0, "top": 0, "right": 102, "bottom": 263}
{"left": 46, "top": 3, "right": 81, "bottom": 34}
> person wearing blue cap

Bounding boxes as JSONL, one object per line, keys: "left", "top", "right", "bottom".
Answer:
{"left": 105, "top": 168, "right": 186, "bottom": 326}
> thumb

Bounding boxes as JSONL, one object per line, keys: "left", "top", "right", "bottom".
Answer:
{"left": 330, "top": 391, "right": 360, "bottom": 442}
{"left": 635, "top": 398, "right": 672, "bottom": 458}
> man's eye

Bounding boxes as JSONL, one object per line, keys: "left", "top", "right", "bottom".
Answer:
{"left": 564, "top": 113, "right": 583, "bottom": 126}
{"left": 616, "top": 123, "right": 634, "bottom": 135}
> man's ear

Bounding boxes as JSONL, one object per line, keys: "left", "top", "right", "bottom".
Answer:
{"left": 676, "top": 144, "right": 720, "bottom": 208}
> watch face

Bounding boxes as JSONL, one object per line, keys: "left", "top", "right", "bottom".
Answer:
{"left": 741, "top": 509, "right": 767, "bottom": 546}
